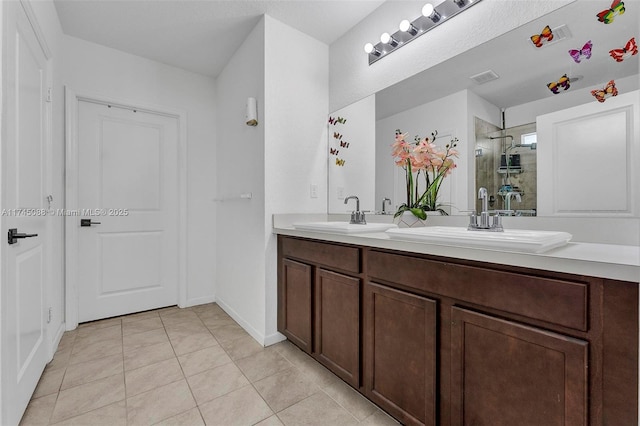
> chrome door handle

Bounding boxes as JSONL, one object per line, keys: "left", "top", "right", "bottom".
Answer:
{"left": 8, "top": 228, "right": 38, "bottom": 245}
{"left": 80, "top": 219, "right": 101, "bottom": 227}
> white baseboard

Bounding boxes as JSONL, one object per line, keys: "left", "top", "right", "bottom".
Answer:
{"left": 264, "top": 332, "right": 286, "bottom": 347}
{"left": 182, "top": 295, "right": 216, "bottom": 308}
{"left": 215, "top": 297, "right": 269, "bottom": 346}
{"left": 49, "top": 322, "right": 66, "bottom": 361}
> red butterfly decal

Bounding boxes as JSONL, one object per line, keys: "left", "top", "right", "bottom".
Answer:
{"left": 340, "top": 141, "right": 350, "bottom": 148}
{"left": 329, "top": 148, "right": 339, "bottom": 156}
{"left": 591, "top": 80, "right": 618, "bottom": 103}
{"left": 609, "top": 37, "right": 637, "bottom": 62}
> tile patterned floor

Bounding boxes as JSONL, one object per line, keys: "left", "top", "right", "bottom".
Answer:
{"left": 20, "top": 304, "right": 399, "bottom": 426}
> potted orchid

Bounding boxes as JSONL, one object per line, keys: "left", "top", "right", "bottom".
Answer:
{"left": 391, "top": 129, "right": 459, "bottom": 220}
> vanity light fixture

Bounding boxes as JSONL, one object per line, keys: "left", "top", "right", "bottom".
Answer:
{"left": 364, "top": 0, "right": 483, "bottom": 65}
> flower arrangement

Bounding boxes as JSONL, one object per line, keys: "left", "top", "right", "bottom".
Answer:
{"left": 391, "top": 129, "right": 459, "bottom": 219}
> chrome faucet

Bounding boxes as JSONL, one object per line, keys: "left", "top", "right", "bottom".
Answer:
{"left": 505, "top": 191, "right": 522, "bottom": 212}
{"left": 381, "top": 198, "right": 391, "bottom": 215}
{"left": 344, "top": 195, "right": 366, "bottom": 224}
{"left": 468, "top": 187, "right": 503, "bottom": 232}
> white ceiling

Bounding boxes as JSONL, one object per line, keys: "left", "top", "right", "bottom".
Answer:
{"left": 53, "top": 0, "right": 386, "bottom": 77}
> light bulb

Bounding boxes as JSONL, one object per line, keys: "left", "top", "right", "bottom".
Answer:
{"left": 380, "top": 32, "right": 391, "bottom": 44}
{"left": 364, "top": 43, "right": 374, "bottom": 53}
{"left": 422, "top": 3, "right": 434, "bottom": 17}
{"left": 399, "top": 19, "right": 418, "bottom": 35}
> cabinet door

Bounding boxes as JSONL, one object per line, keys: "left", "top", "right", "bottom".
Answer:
{"left": 451, "top": 307, "right": 588, "bottom": 426}
{"left": 364, "top": 282, "right": 437, "bottom": 426}
{"left": 315, "top": 269, "right": 360, "bottom": 387}
{"left": 279, "top": 259, "right": 313, "bottom": 353}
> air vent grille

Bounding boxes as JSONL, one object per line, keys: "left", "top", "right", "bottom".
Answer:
{"left": 469, "top": 70, "right": 500, "bottom": 85}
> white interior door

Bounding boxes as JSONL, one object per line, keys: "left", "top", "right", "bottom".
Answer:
{"left": 1, "top": 2, "right": 51, "bottom": 424}
{"left": 76, "top": 101, "right": 179, "bottom": 322}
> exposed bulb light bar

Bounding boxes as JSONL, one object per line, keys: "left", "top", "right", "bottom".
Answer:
{"left": 364, "top": 0, "right": 482, "bottom": 65}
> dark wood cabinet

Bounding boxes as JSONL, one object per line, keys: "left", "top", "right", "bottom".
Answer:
{"left": 364, "top": 282, "right": 437, "bottom": 426}
{"left": 450, "top": 307, "right": 588, "bottom": 426}
{"left": 315, "top": 269, "right": 360, "bottom": 387}
{"left": 279, "top": 258, "right": 313, "bottom": 353}
{"left": 277, "top": 235, "right": 638, "bottom": 426}
{"left": 278, "top": 237, "right": 362, "bottom": 383}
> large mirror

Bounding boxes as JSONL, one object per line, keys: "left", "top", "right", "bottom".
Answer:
{"left": 328, "top": 0, "right": 639, "bottom": 217}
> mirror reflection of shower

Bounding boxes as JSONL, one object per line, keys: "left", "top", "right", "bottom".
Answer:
{"left": 474, "top": 117, "right": 537, "bottom": 216}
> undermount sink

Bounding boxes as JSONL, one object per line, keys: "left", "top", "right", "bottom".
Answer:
{"left": 292, "top": 222, "right": 398, "bottom": 234}
{"left": 386, "top": 226, "right": 572, "bottom": 253}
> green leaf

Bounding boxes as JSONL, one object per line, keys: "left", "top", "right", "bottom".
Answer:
{"left": 409, "top": 208, "right": 427, "bottom": 220}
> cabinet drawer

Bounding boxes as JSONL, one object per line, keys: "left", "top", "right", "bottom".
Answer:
{"left": 281, "top": 237, "right": 360, "bottom": 273}
{"left": 368, "top": 251, "right": 588, "bottom": 331}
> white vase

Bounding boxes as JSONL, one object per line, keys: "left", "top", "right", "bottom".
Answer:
{"left": 394, "top": 211, "right": 432, "bottom": 228}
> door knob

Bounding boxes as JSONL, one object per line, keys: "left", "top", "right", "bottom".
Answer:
{"left": 80, "top": 219, "right": 101, "bottom": 227}
{"left": 8, "top": 228, "right": 38, "bottom": 245}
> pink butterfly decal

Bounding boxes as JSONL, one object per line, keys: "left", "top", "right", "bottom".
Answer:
{"left": 609, "top": 37, "right": 637, "bottom": 62}
{"left": 569, "top": 40, "right": 592, "bottom": 63}
{"left": 591, "top": 80, "right": 618, "bottom": 103}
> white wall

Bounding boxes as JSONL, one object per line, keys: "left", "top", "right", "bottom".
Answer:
{"left": 215, "top": 18, "right": 266, "bottom": 341}
{"left": 329, "top": 0, "right": 573, "bottom": 112}
{"left": 327, "top": 95, "right": 375, "bottom": 214}
{"left": 264, "top": 15, "right": 329, "bottom": 341}
{"left": 62, "top": 35, "right": 218, "bottom": 307}
{"left": 215, "top": 15, "right": 329, "bottom": 345}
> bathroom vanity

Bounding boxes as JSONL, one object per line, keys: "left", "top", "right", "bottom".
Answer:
{"left": 276, "top": 228, "right": 638, "bottom": 426}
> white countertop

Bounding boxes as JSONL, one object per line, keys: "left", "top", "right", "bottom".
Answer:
{"left": 273, "top": 217, "right": 640, "bottom": 283}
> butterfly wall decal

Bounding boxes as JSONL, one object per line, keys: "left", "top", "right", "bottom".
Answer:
{"left": 335, "top": 158, "right": 346, "bottom": 166}
{"left": 340, "top": 141, "right": 350, "bottom": 148}
{"left": 336, "top": 117, "right": 346, "bottom": 124}
{"left": 333, "top": 132, "right": 342, "bottom": 140}
{"left": 329, "top": 148, "right": 339, "bottom": 156}
{"left": 328, "top": 116, "right": 347, "bottom": 125}
{"left": 591, "top": 80, "right": 618, "bottom": 103}
{"left": 569, "top": 40, "right": 592, "bottom": 63}
{"left": 530, "top": 25, "right": 553, "bottom": 48}
{"left": 597, "top": 0, "right": 625, "bottom": 24}
{"left": 547, "top": 74, "right": 571, "bottom": 94}
{"left": 609, "top": 37, "right": 637, "bottom": 62}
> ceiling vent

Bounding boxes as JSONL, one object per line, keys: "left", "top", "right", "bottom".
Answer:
{"left": 469, "top": 70, "right": 500, "bottom": 85}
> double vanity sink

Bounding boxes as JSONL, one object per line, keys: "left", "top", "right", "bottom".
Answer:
{"left": 292, "top": 221, "right": 572, "bottom": 253}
